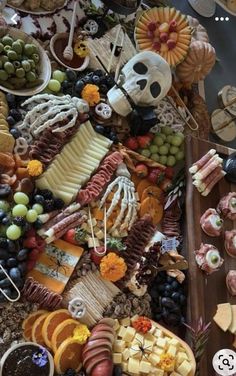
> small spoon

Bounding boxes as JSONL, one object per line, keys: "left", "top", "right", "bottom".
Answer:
{"left": 63, "top": 0, "right": 78, "bottom": 61}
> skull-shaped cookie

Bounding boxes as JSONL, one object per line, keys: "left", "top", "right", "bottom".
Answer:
{"left": 107, "top": 51, "right": 172, "bottom": 116}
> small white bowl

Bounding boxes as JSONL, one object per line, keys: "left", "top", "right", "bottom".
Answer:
{"left": 0, "top": 342, "right": 54, "bottom": 376}
{"left": 50, "top": 33, "right": 90, "bottom": 72}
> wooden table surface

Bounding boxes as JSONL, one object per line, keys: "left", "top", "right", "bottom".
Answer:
{"left": 185, "top": 135, "right": 236, "bottom": 375}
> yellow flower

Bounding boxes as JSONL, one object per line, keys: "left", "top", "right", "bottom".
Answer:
{"left": 159, "top": 353, "right": 176, "bottom": 371}
{"left": 27, "top": 160, "right": 43, "bottom": 177}
{"left": 100, "top": 252, "right": 127, "bottom": 282}
{"left": 74, "top": 40, "right": 89, "bottom": 58}
{"left": 81, "top": 84, "right": 100, "bottom": 106}
{"left": 73, "top": 324, "right": 90, "bottom": 344}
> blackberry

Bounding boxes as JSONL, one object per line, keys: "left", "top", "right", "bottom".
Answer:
{"left": 39, "top": 189, "right": 53, "bottom": 200}
{"left": 13, "top": 216, "right": 26, "bottom": 227}
{"left": 65, "top": 369, "right": 76, "bottom": 376}
{"left": 53, "top": 198, "right": 64, "bottom": 210}
{"left": 43, "top": 199, "right": 55, "bottom": 212}
{"left": 0, "top": 237, "right": 8, "bottom": 248}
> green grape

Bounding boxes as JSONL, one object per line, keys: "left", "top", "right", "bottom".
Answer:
{"left": 153, "top": 135, "right": 164, "bottom": 147}
{"left": 169, "top": 146, "right": 179, "bottom": 155}
{"left": 12, "top": 204, "right": 28, "bottom": 217}
{"left": 159, "top": 156, "right": 167, "bottom": 165}
{"left": 163, "top": 143, "right": 170, "bottom": 150}
{"left": 149, "top": 144, "right": 159, "bottom": 154}
{"left": 26, "top": 209, "right": 38, "bottom": 223}
{"left": 167, "top": 155, "right": 176, "bottom": 167}
{"left": 159, "top": 133, "right": 167, "bottom": 141}
{"left": 159, "top": 145, "right": 169, "bottom": 155}
{"left": 14, "top": 192, "right": 29, "bottom": 205}
{"left": 176, "top": 151, "right": 185, "bottom": 161}
{"left": 52, "top": 70, "right": 66, "bottom": 83}
{"left": 0, "top": 200, "right": 10, "bottom": 212}
{"left": 48, "top": 79, "right": 61, "bottom": 93}
{"left": 151, "top": 153, "right": 160, "bottom": 162}
{"left": 32, "top": 204, "right": 43, "bottom": 215}
{"left": 6, "top": 224, "right": 21, "bottom": 240}
{"left": 171, "top": 136, "right": 183, "bottom": 147}
{"left": 140, "top": 149, "right": 151, "bottom": 158}
{"left": 161, "top": 125, "right": 173, "bottom": 135}
{"left": 166, "top": 135, "right": 174, "bottom": 144}
{"left": 175, "top": 131, "right": 185, "bottom": 140}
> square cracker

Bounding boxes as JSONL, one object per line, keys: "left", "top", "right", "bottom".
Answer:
{"left": 0, "top": 132, "right": 15, "bottom": 152}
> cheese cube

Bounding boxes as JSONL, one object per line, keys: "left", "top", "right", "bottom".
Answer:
{"left": 144, "top": 339, "right": 154, "bottom": 352}
{"left": 122, "top": 362, "right": 128, "bottom": 372}
{"left": 120, "top": 230, "right": 128, "bottom": 237}
{"left": 150, "top": 368, "right": 164, "bottom": 376}
{"left": 156, "top": 337, "right": 167, "bottom": 349}
{"left": 149, "top": 325, "right": 156, "bottom": 334}
{"left": 117, "top": 326, "right": 126, "bottom": 338}
{"left": 177, "top": 361, "right": 192, "bottom": 376}
{"left": 145, "top": 333, "right": 156, "bottom": 342}
{"left": 140, "top": 360, "right": 151, "bottom": 374}
{"left": 113, "top": 353, "right": 122, "bottom": 364}
{"left": 122, "top": 348, "right": 130, "bottom": 361}
{"left": 88, "top": 237, "right": 99, "bottom": 248}
{"left": 114, "top": 340, "right": 126, "bottom": 352}
{"left": 131, "top": 315, "right": 139, "bottom": 323}
{"left": 95, "top": 230, "right": 104, "bottom": 239}
{"left": 81, "top": 223, "right": 88, "bottom": 231}
{"left": 154, "top": 329, "right": 163, "bottom": 338}
{"left": 177, "top": 352, "right": 188, "bottom": 365}
{"left": 88, "top": 218, "right": 97, "bottom": 227}
{"left": 113, "top": 319, "right": 120, "bottom": 331}
{"left": 130, "top": 344, "right": 142, "bottom": 359}
{"left": 120, "top": 317, "right": 131, "bottom": 327}
{"left": 134, "top": 333, "right": 144, "bottom": 344}
{"left": 149, "top": 353, "right": 161, "bottom": 365}
{"left": 123, "top": 326, "right": 136, "bottom": 342}
{"left": 167, "top": 345, "right": 177, "bottom": 357}
{"left": 128, "top": 358, "right": 140, "bottom": 373}
{"left": 153, "top": 346, "right": 165, "bottom": 356}
{"left": 168, "top": 338, "right": 180, "bottom": 348}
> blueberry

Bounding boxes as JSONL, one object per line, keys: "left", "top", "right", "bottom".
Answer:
{"left": 9, "top": 267, "right": 21, "bottom": 281}
{"left": 179, "top": 294, "right": 186, "bottom": 306}
{"left": 171, "top": 280, "right": 180, "bottom": 290}
{"left": 99, "top": 84, "right": 108, "bottom": 94}
{"left": 7, "top": 239, "right": 17, "bottom": 253}
{"left": 66, "top": 69, "right": 77, "bottom": 82}
{"left": 109, "top": 132, "right": 118, "bottom": 143}
{"left": 94, "top": 69, "right": 104, "bottom": 77}
{"left": 9, "top": 109, "right": 22, "bottom": 122}
{"left": 0, "top": 210, "right": 6, "bottom": 221}
{"left": 163, "top": 290, "right": 172, "bottom": 297}
{"left": 164, "top": 283, "right": 173, "bottom": 292}
{"left": 166, "top": 276, "right": 175, "bottom": 283}
{"left": 53, "top": 198, "right": 64, "bottom": 210}
{"left": 75, "top": 80, "right": 85, "bottom": 94}
{"left": 18, "top": 262, "right": 27, "bottom": 276}
{"left": 43, "top": 199, "right": 54, "bottom": 212}
{"left": 0, "top": 237, "right": 8, "bottom": 248}
{"left": 7, "top": 258, "right": 18, "bottom": 268}
{"left": 0, "top": 278, "right": 11, "bottom": 288}
{"left": 92, "top": 75, "right": 100, "bottom": 85}
{"left": 94, "top": 125, "right": 105, "bottom": 135}
{"left": 161, "top": 297, "right": 175, "bottom": 309}
{"left": 0, "top": 270, "right": 5, "bottom": 280}
{"left": 6, "top": 116, "right": 16, "bottom": 127}
{"left": 0, "top": 250, "right": 8, "bottom": 260}
{"left": 82, "top": 76, "right": 92, "bottom": 84}
{"left": 34, "top": 219, "right": 43, "bottom": 230}
{"left": 113, "top": 365, "right": 123, "bottom": 376}
{"left": 34, "top": 195, "right": 45, "bottom": 205}
{"left": 2, "top": 216, "right": 11, "bottom": 226}
{"left": 171, "top": 292, "right": 181, "bottom": 302}
{"left": 15, "top": 278, "right": 23, "bottom": 288}
{"left": 17, "top": 248, "right": 28, "bottom": 261}
{"left": 0, "top": 260, "right": 6, "bottom": 268}
{"left": 61, "top": 80, "right": 72, "bottom": 90}
{"left": 10, "top": 128, "right": 21, "bottom": 139}
{"left": 39, "top": 189, "right": 53, "bottom": 199}
{"left": 6, "top": 93, "right": 15, "bottom": 105}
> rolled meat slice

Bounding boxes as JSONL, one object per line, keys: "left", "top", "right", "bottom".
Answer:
{"left": 195, "top": 243, "right": 224, "bottom": 274}
{"left": 200, "top": 208, "right": 223, "bottom": 237}
{"left": 193, "top": 166, "right": 222, "bottom": 192}
{"left": 193, "top": 155, "right": 223, "bottom": 180}
{"left": 189, "top": 149, "right": 216, "bottom": 174}
{"left": 202, "top": 170, "right": 226, "bottom": 197}
{"left": 226, "top": 270, "right": 236, "bottom": 296}
{"left": 217, "top": 192, "right": 236, "bottom": 220}
{"left": 225, "top": 230, "right": 236, "bottom": 257}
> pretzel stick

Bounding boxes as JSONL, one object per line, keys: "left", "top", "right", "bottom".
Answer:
{"left": 107, "top": 25, "right": 122, "bottom": 73}
{"left": 115, "top": 30, "right": 125, "bottom": 81}
{"left": 88, "top": 206, "right": 97, "bottom": 253}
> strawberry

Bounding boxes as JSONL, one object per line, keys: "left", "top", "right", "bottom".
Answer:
{"left": 137, "top": 135, "right": 152, "bottom": 148}
{"left": 23, "top": 236, "right": 38, "bottom": 249}
{"left": 165, "top": 167, "right": 174, "bottom": 179}
{"left": 29, "top": 248, "right": 39, "bottom": 261}
{"left": 124, "top": 137, "right": 139, "bottom": 151}
{"left": 135, "top": 163, "right": 149, "bottom": 178}
{"left": 64, "top": 227, "right": 87, "bottom": 245}
{"left": 169, "top": 20, "right": 177, "bottom": 32}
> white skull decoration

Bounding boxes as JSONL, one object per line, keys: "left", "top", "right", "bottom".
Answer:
{"left": 107, "top": 51, "right": 172, "bottom": 117}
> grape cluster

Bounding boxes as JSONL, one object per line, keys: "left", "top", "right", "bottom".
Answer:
{"left": 0, "top": 237, "right": 28, "bottom": 302}
{"left": 149, "top": 271, "right": 187, "bottom": 327}
{"left": 33, "top": 189, "right": 65, "bottom": 213}
{"left": 61, "top": 69, "right": 115, "bottom": 98}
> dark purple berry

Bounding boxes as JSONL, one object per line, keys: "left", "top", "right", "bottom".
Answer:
{"left": 34, "top": 195, "right": 45, "bottom": 205}
{"left": 53, "top": 198, "right": 64, "bottom": 210}
{"left": 94, "top": 125, "right": 105, "bottom": 135}
{"left": 10, "top": 128, "right": 21, "bottom": 139}
{"left": 43, "top": 199, "right": 55, "bottom": 212}
{"left": 99, "top": 84, "right": 108, "bottom": 94}
{"left": 13, "top": 216, "right": 26, "bottom": 227}
{"left": 39, "top": 189, "right": 53, "bottom": 199}
{"left": 6, "top": 116, "right": 16, "bottom": 127}
{"left": 9, "top": 109, "right": 22, "bottom": 122}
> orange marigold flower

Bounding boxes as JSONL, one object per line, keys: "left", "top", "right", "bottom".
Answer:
{"left": 27, "top": 159, "right": 43, "bottom": 176}
{"left": 159, "top": 353, "right": 176, "bottom": 372}
{"left": 81, "top": 84, "right": 100, "bottom": 106}
{"left": 100, "top": 252, "right": 127, "bottom": 282}
{"left": 132, "top": 316, "right": 152, "bottom": 334}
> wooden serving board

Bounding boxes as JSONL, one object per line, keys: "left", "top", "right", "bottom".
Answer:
{"left": 185, "top": 135, "right": 236, "bottom": 375}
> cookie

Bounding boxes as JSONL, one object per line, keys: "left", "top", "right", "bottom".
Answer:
{"left": 0, "top": 113, "right": 6, "bottom": 120}
{"left": 0, "top": 106, "right": 8, "bottom": 118}
{"left": 0, "top": 132, "right": 15, "bottom": 152}
{"left": 0, "top": 119, "right": 9, "bottom": 127}
{"left": 0, "top": 91, "right": 6, "bottom": 103}
{"left": 0, "top": 125, "right": 8, "bottom": 131}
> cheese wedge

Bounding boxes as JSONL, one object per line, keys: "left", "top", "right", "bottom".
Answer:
{"left": 229, "top": 305, "right": 236, "bottom": 334}
{"left": 213, "top": 303, "right": 232, "bottom": 332}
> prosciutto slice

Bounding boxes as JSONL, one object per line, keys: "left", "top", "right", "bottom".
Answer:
{"left": 195, "top": 243, "right": 224, "bottom": 274}
{"left": 226, "top": 270, "right": 236, "bottom": 296}
{"left": 217, "top": 192, "right": 236, "bottom": 220}
{"left": 200, "top": 208, "right": 223, "bottom": 237}
{"left": 225, "top": 230, "right": 236, "bottom": 258}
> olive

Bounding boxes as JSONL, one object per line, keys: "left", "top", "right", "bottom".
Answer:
{"left": 113, "top": 365, "right": 123, "bottom": 376}
{"left": 0, "top": 184, "right": 12, "bottom": 199}
{"left": 32, "top": 53, "right": 39, "bottom": 63}
{"left": 28, "top": 59, "right": 35, "bottom": 69}
{"left": 161, "top": 297, "right": 176, "bottom": 309}
{"left": 0, "top": 55, "right": 8, "bottom": 64}
{"left": 13, "top": 61, "right": 21, "bottom": 69}
{"left": 2, "top": 36, "right": 13, "bottom": 46}
{"left": 12, "top": 41, "right": 22, "bottom": 55}
{"left": 15, "top": 68, "right": 25, "bottom": 78}
{"left": 0, "top": 70, "right": 8, "bottom": 81}
{"left": 26, "top": 71, "right": 36, "bottom": 82}
{"left": 4, "top": 62, "right": 14, "bottom": 75}
{"left": 17, "top": 39, "right": 25, "bottom": 48}
{"left": 24, "top": 44, "right": 34, "bottom": 57}
{"left": 4, "top": 45, "right": 11, "bottom": 53}
{"left": 21, "top": 60, "right": 31, "bottom": 72}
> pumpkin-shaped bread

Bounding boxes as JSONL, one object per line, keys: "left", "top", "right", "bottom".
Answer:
{"left": 187, "top": 15, "right": 209, "bottom": 43}
{"left": 176, "top": 41, "right": 216, "bottom": 85}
